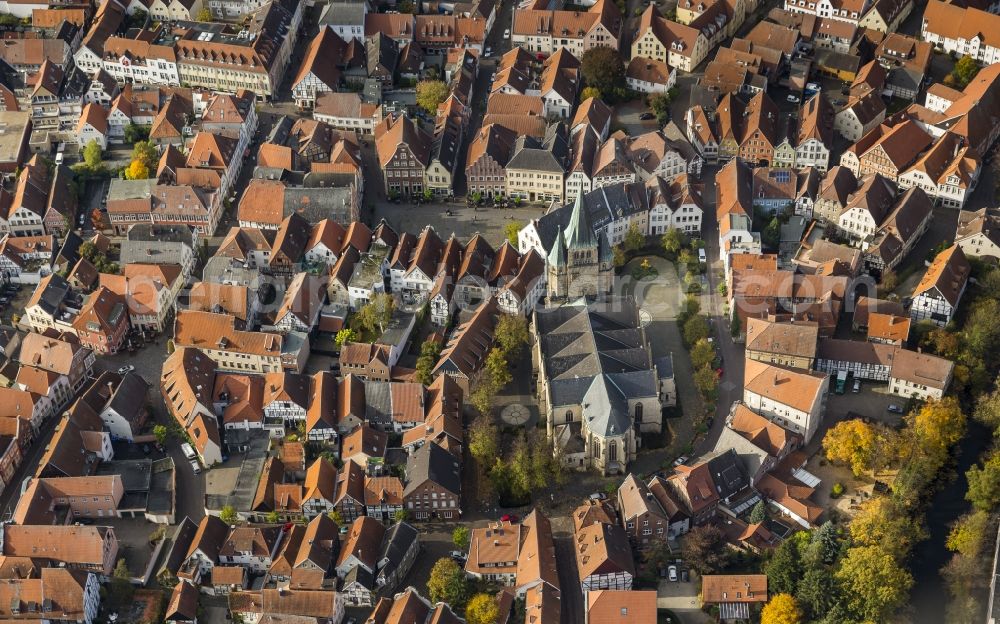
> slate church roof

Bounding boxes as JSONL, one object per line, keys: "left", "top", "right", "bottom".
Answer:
{"left": 536, "top": 298, "right": 658, "bottom": 438}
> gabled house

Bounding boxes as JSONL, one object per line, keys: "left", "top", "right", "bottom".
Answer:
{"left": 375, "top": 114, "right": 431, "bottom": 197}
{"left": 403, "top": 441, "right": 461, "bottom": 520}
{"left": 909, "top": 244, "right": 969, "bottom": 327}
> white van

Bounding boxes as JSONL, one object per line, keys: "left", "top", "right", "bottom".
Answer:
{"left": 698, "top": 248, "right": 707, "bottom": 264}
{"left": 181, "top": 442, "right": 197, "bottom": 460}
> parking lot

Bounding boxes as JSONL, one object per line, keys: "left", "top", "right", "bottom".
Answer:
{"left": 658, "top": 576, "right": 712, "bottom": 624}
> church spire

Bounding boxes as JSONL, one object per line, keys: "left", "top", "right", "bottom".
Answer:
{"left": 565, "top": 190, "right": 598, "bottom": 250}
{"left": 548, "top": 224, "right": 567, "bottom": 268}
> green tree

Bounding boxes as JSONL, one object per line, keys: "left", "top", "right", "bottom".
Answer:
{"left": 123, "top": 123, "right": 149, "bottom": 143}
{"left": 83, "top": 140, "right": 102, "bottom": 169}
{"left": 393, "top": 509, "right": 410, "bottom": 523}
{"left": 677, "top": 295, "right": 700, "bottom": 325}
{"left": 580, "top": 46, "right": 625, "bottom": 99}
{"left": 398, "top": 0, "right": 416, "bottom": 12}
{"left": 504, "top": 222, "right": 521, "bottom": 246}
{"left": 974, "top": 387, "right": 1000, "bottom": 430}
{"left": 196, "top": 7, "right": 213, "bottom": 21}
{"left": 879, "top": 269, "right": 899, "bottom": 294}
{"left": 508, "top": 434, "right": 533, "bottom": 498}
{"left": 415, "top": 339, "right": 443, "bottom": 385}
{"left": 683, "top": 314, "right": 710, "bottom": 346}
{"left": 581, "top": 86, "right": 602, "bottom": 100}
{"left": 110, "top": 558, "right": 134, "bottom": 604}
{"left": 662, "top": 228, "right": 686, "bottom": 256}
{"left": 689, "top": 338, "right": 715, "bottom": 370}
{"left": 266, "top": 511, "right": 281, "bottom": 523}
{"left": 487, "top": 457, "right": 511, "bottom": 497}
{"left": 131, "top": 140, "right": 158, "bottom": 171}
{"left": 470, "top": 378, "right": 496, "bottom": 416}
{"left": 427, "top": 557, "right": 470, "bottom": 608}
{"left": 623, "top": 223, "right": 645, "bottom": 252}
{"left": 835, "top": 545, "right": 913, "bottom": 622}
{"left": 527, "top": 429, "right": 558, "bottom": 488}
{"left": 693, "top": 365, "right": 718, "bottom": 402}
{"left": 762, "top": 216, "right": 781, "bottom": 249}
{"left": 468, "top": 416, "right": 499, "bottom": 465}
{"left": 680, "top": 525, "right": 730, "bottom": 574}
{"left": 84, "top": 244, "right": 102, "bottom": 262}
{"left": 730, "top": 313, "right": 742, "bottom": 338}
{"left": 452, "top": 526, "right": 471, "bottom": 550}
{"left": 485, "top": 347, "right": 512, "bottom": 389}
{"left": 327, "top": 509, "right": 344, "bottom": 525}
{"left": 763, "top": 536, "right": 803, "bottom": 595}
{"left": 612, "top": 245, "right": 626, "bottom": 268}
{"left": 355, "top": 293, "right": 395, "bottom": 335}
{"left": 795, "top": 566, "right": 836, "bottom": 619}
{"left": 749, "top": 500, "right": 766, "bottom": 524}
{"left": 966, "top": 452, "right": 1000, "bottom": 511}
{"left": 847, "top": 497, "right": 926, "bottom": 563}
{"left": 648, "top": 92, "right": 672, "bottom": 125}
{"left": 220, "top": 505, "right": 238, "bottom": 524}
{"left": 761, "top": 593, "right": 802, "bottom": 624}
{"left": 495, "top": 314, "right": 529, "bottom": 359}
{"left": 466, "top": 593, "right": 500, "bottom": 624}
{"left": 946, "top": 509, "right": 991, "bottom": 558}
{"left": 416, "top": 80, "right": 449, "bottom": 115}
{"left": 153, "top": 424, "right": 168, "bottom": 445}
{"left": 812, "top": 521, "right": 840, "bottom": 565}
{"left": 952, "top": 55, "right": 981, "bottom": 88}
{"left": 335, "top": 328, "right": 359, "bottom": 348}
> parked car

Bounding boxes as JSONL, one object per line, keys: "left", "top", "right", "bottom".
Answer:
{"left": 786, "top": 94, "right": 800, "bottom": 103}
{"left": 449, "top": 551, "right": 467, "bottom": 561}
{"left": 681, "top": 569, "right": 690, "bottom": 582}
{"left": 588, "top": 492, "right": 608, "bottom": 501}
{"left": 484, "top": 46, "right": 492, "bottom": 57}
{"left": 806, "top": 82, "right": 821, "bottom": 92}
{"left": 501, "top": 513, "right": 520, "bottom": 523}
{"left": 668, "top": 565, "right": 678, "bottom": 581}
{"left": 887, "top": 404, "right": 904, "bottom": 414}
{"left": 189, "top": 459, "right": 201, "bottom": 475}
{"left": 639, "top": 112, "right": 655, "bottom": 120}
{"left": 117, "top": 365, "right": 135, "bottom": 375}
{"left": 852, "top": 379, "right": 861, "bottom": 393}
{"left": 672, "top": 455, "right": 689, "bottom": 467}
{"left": 503, "top": 28, "right": 510, "bottom": 38}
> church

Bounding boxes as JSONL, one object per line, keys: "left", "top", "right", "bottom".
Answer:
{"left": 518, "top": 191, "right": 615, "bottom": 302}
{"left": 532, "top": 298, "right": 669, "bottom": 475}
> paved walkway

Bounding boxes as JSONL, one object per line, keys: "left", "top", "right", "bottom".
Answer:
{"left": 622, "top": 255, "right": 704, "bottom": 475}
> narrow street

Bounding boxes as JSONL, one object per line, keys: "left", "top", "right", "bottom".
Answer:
{"left": 695, "top": 164, "right": 746, "bottom": 455}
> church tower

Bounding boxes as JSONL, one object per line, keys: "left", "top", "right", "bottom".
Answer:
{"left": 546, "top": 224, "right": 568, "bottom": 300}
